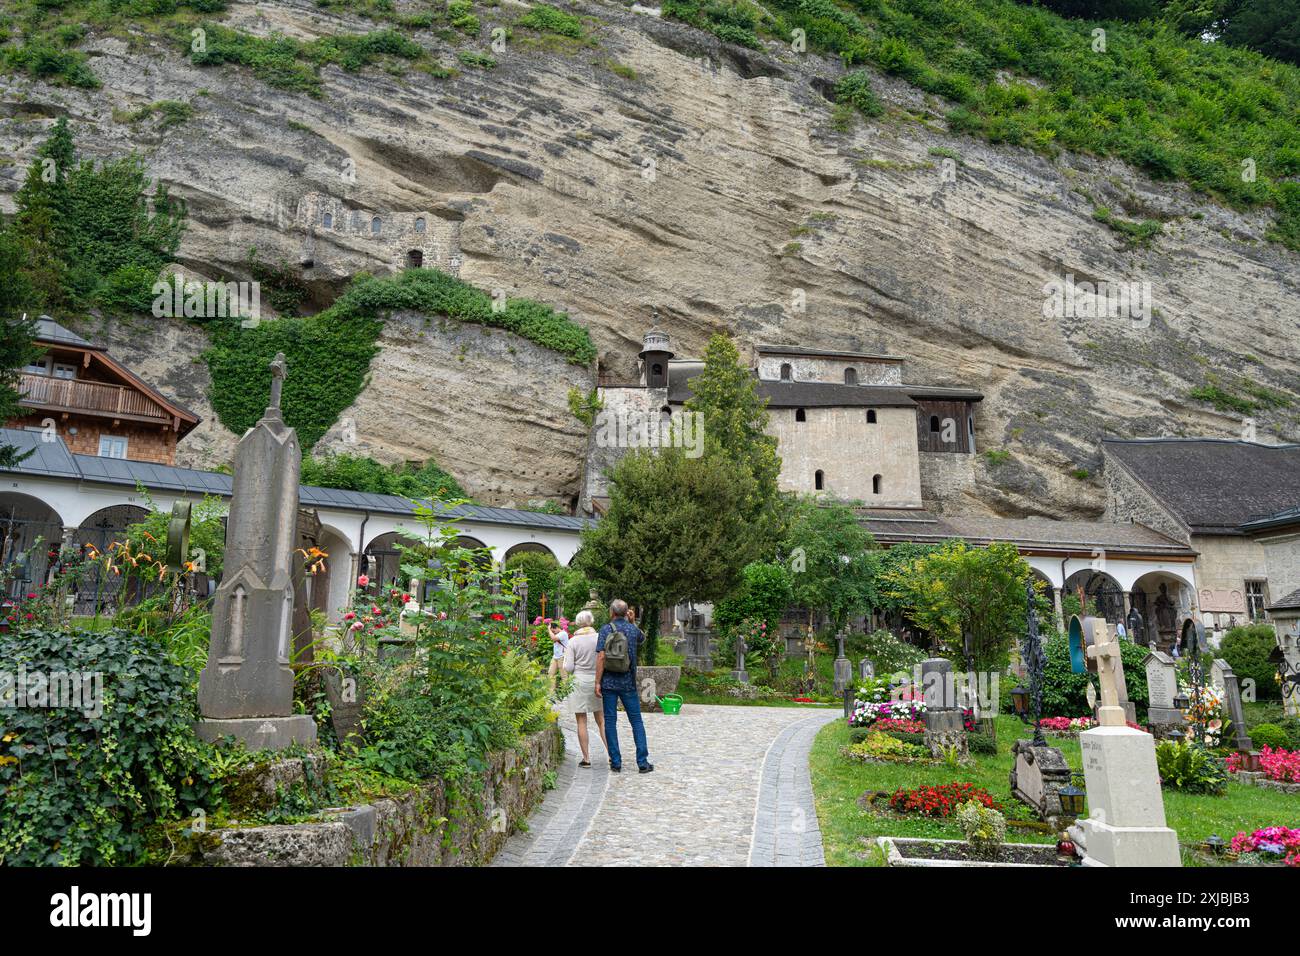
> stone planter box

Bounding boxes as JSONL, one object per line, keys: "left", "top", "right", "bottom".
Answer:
{"left": 877, "top": 836, "right": 1067, "bottom": 868}
{"left": 185, "top": 725, "right": 562, "bottom": 866}
{"left": 631, "top": 665, "right": 681, "bottom": 713}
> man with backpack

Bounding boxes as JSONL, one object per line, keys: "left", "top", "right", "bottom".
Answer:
{"left": 595, "top": 599, "right": 654, "bottom": 774}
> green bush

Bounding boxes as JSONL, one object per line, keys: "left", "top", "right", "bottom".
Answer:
{"left": 505, "top": 549, "right": 562, "bottom": 623}
{"left": 835, "top": 71, "right": 885, "bottom": 118}
{"left": 301, "top": 453, "right": 467, "bottom": 501}
{"left": 1247, "top": 723, "right": 1293, "bottom": 750}
{"left": 517, "top": 3, "right": 586, "bottom": 38}
{"left": 1154, "top": 739, "right": 1228, "bottom": 795}
{"left": 1219, "top": 624, "right": 1281, "bottom": 701}
{"left": 968, "top": 730, "right": 998, "bottom": 755}
{"left": 0, "top": 627, "right": 220, "bottom": 865}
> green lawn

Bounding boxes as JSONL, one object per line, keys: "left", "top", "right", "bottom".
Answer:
{"left": 810, "top": 716, "right": 1300, "bottom": 867}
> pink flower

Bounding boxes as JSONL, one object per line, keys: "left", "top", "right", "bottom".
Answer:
{"left": 357, "top": 575, "right": 369, "bottom": 587}
{"left": 350, "top": 621, "right": 364, "bottom": 631}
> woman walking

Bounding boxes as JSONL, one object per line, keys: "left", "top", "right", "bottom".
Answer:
{"left": 562, "top": 609, "right": 605, "bottom": 767}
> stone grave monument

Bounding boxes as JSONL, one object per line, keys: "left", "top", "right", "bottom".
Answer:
{"left": 1211, "top": 659, "right": 1253, "bottom": 752}
{"left": 196, "top": 353, "right": 318, "bottom": 751}
{"left": 1143, "top": 650, "right": 1183, "bottom": 737}
{"left": 1068, "top": 621, "right": 1180, "bottom": 867}
{"left": 921, "top": 657, "right": 966, "bottom": 759}
{"left": 833, "top": 628, "right": 852, "bottom": 696}
{"left": 1009, "top": 740, "right": 1073, "bottom": 820}
{"left": 731, "top": 631, "right": 749, "bottom": 684}
{"left": 859, "top": 657, "right": 875, "bottom": 681}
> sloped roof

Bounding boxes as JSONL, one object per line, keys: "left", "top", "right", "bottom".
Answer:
{"left": 666, "top": 375, "right": 917, "bottom": 408}
{"left": 1267, "top": 587, "right": 1300, "bottom": 611}
{"left": 1103, "top": 438, "right": 1300, "bottom": 535}
{"left": 1240, "top": 506, "right": 1300, "bottom": 535}
{"left": 857, "top": 506, "right": 1195, "bottom": 557}
{"left": 0, "top": 430, "right": 591, "bottom": 530}
{"left": 756, "top": 344, "right": 904, "bottom": 362}
{"left": 34, "top": 317, "right": 98, "bottom": 350}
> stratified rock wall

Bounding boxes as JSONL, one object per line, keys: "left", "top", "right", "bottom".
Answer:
{"left": 3, "top": 1, "right": 1296, "bottom": 514}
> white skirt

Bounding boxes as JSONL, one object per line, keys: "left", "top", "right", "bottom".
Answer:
{"left": 569, "top": 674, "right": 601, "bottom": 715}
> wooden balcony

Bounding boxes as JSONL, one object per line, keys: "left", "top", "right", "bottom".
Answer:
{"left": 18, "top": 372, "right": 170, "bottom": 423}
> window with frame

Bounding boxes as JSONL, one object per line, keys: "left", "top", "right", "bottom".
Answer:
{"left": 98, "top": 435, "right": 129, "bottom": 460}
{"left": 52, "top": 363, "right": 76, "bottom": 380}
{"left": 24, "top": 357, "right": 51, "bottom": 376}
{"left": 1245, "top": 580, "right": 1267, "bottom": 621}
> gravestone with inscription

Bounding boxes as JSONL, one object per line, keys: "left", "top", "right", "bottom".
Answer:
{"left": 833, "top": 629, "right": 852, "bottom": 695}
{"left": 1068, "top": 627, "right": 1179, "bottom": 867}
{"left": 196, "top": 354, "right": 318, "bottom": 750}
{"left": 920, "top": 657, "right": 966, "bottom": 759}
{"left": 1143, "top": 650, "right": 1182, "bottom": 736}
{"left": 1211, "top": 659, "right": 1253, "bottom": 752}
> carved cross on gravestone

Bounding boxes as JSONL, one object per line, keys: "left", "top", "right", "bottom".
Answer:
{"left": 1086, "top": 629, "right": 1127, "bottom": 727}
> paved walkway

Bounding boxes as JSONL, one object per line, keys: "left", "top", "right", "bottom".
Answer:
{"left": 492, "top": 703, "right": 839, "bottom": 867}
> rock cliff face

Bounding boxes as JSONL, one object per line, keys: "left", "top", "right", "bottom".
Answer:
{"left": 3, "top": 0, "right": 1297, "bottom": 515}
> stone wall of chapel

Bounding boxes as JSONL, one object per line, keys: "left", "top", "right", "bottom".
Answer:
{"left": 768, "top": 405, "right": 921, "bottom": 506}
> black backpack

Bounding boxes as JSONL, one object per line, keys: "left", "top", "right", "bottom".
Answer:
{"left": 603, "top": 623, "right": 631, "bottom": 673}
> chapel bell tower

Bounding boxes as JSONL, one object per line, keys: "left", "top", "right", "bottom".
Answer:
{"left": 639, "top": 327, "right": 674, "bottom": 388}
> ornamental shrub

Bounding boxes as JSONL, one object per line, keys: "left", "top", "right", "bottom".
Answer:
{"left": 856, "top": 628, "right": 926, "bottom": 676}
{"left": 1154, "top": 740, "right": 1228, "bottom": 795}
{"left": 956, "top": 799, "right": 1006, "bottom": 850}
{"left": 1219, "top": 624, "right": 1282, "bottom": 701}
{"left": 0, "top": 627, "right": 220, "bottom": 865}
{"left": 1248, "top": 723, "right": 1293, "bottom": 751}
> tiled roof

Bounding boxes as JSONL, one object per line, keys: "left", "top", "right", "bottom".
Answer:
{"left": 1240, "top": 506, "right": 1300, "bottom": 534}
{"left": 1104, "top": 438, "right": 1300, "bottom": 535}
{"left": 857, "top": 507, "right": 1194, "bottom": 556}
{"left": 666, "top": 376, "right": 917, "bottom": 408}
{"left": 1267, "top": 587, "right": 1300, "bottom": 611}
{"left": 0, "top": 430, "right": 592, "bottom": 531}
{"left": 755, "top": 344, "right": 904, "bottom": 362}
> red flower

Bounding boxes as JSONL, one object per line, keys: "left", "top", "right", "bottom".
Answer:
{"left": 490, "top": 612, "right": 505, "bottom": 621}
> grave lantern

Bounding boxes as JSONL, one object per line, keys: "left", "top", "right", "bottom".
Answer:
{"left": 1010, "top": 685, "right": 1029, "bottom": 720}
{"left": 1058, "top": 777, "right": 1086, "bottom": 818}
{"left": 1204, "top": 834, "right": 1226, "bottom": 855}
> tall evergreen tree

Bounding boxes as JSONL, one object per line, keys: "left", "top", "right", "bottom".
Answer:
{"left": 683, "top": 333, "right": 785, "bottom": 549}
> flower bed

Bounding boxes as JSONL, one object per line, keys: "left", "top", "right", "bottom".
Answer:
{"left": 1228, "top": 746, "right": 1300, "bottom": 784}
{"left": 873, "top": 717, "right": 927, "bottom": 735}
{"left": 848, "top": 697, "right": 975, "bottom": 732}
{"left": 1039, "top": 716, "right": 1095, "bottom": 735}
{"left": 1230, "top": 826, "right": 1300, "bottom": 867}
{"left": 886, "top": 782, "right": 1000, "bottom": 818}
{"left": 843, "top": 731, "right": 931, "bottom": 764}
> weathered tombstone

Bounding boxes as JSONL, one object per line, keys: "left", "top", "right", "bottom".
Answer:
{"left": 1211, "top": 658, "right": 1253, "bottom": 752}
{"left": 919, "top": 657, "right": 956, "bottom": 709}
{"left": 683, "top": 618, "right": 713, "bottom": 670}
{"left": 196, "top": 354, "right": 318, "bottom": 751}
{"left": 1143, "top": 650, "right": 1182, "bottom": 736}
{"left": 859, "top": 657, "right": 875, "bottom": 681}
{"left": 833, "top": 628, "right": 852, "bottom": 695}
{"left": 1068, "top": 623, "right": 1180, "bottom": 867}
{"left": 1009, "top": 739, "right": 1073, "bottom": 819}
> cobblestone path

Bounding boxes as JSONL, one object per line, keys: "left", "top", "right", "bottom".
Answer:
{"left": 493, "top": 704, "right": 838, "bottom": 867}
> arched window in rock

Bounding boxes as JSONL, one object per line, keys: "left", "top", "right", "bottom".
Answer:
{"left": 795, "top": 407, "right": 807, "bottom": 423}
{"left": 371, "top": 216, "right": 382, "bottom": 235}
{"left": 780, "top": 363, "right": 792, "bottom": 381}
{"left": 815, "top": 470, "right": 824, "bottom": 491}
{"left": 844, "top": 367, "right": 858, "bottom": 385}
{"left": 415, "top": 217, "right": 426, "bottom": 234}
{"left": 322, "top": 212, "right": 333, "bottom": 229}
{"left": 867, "top": 409, "right": 877, "bottom": 424}
{"left": 407, "top": 249, "right": 423, "bottom": 268}
{"left": 872, "top": 474, "right": 883, "bottom": 495}
{"left": 929, "top": 415, "right": 941, "bottom": 433}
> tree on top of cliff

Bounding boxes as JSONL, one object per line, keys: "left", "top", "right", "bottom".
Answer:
{"left": 6, "top": 118, "right": 185, "bottom": 316}
{"left": 684, "top": 333, "right": 786, "bottom": 547}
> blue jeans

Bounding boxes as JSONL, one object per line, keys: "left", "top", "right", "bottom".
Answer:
{"left": 601, "top": 682, "right": 650, "bottom": 769}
